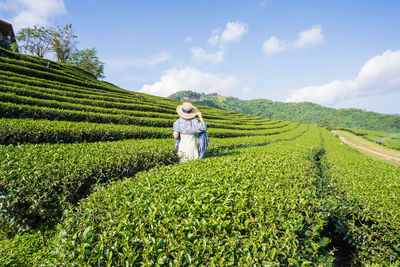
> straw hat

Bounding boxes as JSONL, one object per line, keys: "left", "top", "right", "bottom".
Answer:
{"left": 176, "top": 102, "right": 198, "bottom": 119}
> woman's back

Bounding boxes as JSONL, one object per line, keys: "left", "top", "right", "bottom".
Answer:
{"left": 173, "top": 102, "right": 207, "bottom": 163}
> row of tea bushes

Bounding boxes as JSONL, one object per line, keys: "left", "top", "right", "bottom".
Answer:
{"left": 208, "top": 124, "right": 309, "bottom": 155}
{"left": 0, "top": 90, "right": 179, "bottom": 119}
{"left": 0, "top": 48, "right": 97, "bottom": 82}
{"left": 0, "top": 119, "right": 297, "bottom": 145}
{"left": 0, "top": 138, "right": 178, "bottom": 234}
{"left": 321, "top": 130, "right": 400, "bottom": 264}
{"left": 0, "top": 76, "right": 177, "bottom": 112}
{"left": 0, "top": 73, "right": 176, "bottom": 111}
{"left": 0, "top": 101, "right": 175, "bottom": 127}
{"left": 0, "top": 52, "right": 128, "bottom": 93}
{"left": 0, "top": 118, "right": 172, "bottom": 144}
{"left": 0, "top": 55, "right": 94, "bottom": 83}
{"left": 0, "top": 95, "right": 284, "bottom": 130}
{"left": 0, "top": 60, "right": 109, "bottom": 91}
{"left": 0, "top": 80, "right": 175, "bottom": 113}
{"left": 0, "top": 48, "right": 183, "bottom": 110}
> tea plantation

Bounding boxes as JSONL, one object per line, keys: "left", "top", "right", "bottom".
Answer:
{"left": 0, "top": 47, "right": 399, "bottom": 265}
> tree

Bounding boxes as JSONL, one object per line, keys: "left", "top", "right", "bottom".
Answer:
{"left": 52, "top": 24, "right": 77, "bottom": 63}
{"left": 16, "top": 26, "right": 53, "bottom": 57}
{"left": 67, "top": 48, "right": 105, "bottom": 79}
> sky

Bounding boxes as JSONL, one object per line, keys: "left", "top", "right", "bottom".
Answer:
{"left": 1, "top": 0, "right": 400, "bottom": 114}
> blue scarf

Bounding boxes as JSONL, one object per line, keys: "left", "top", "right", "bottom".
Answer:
{"left": 197, "top": 131, "right": 210, "bottom": 159}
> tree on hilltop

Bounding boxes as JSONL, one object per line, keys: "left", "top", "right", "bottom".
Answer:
{"left": 15, "top": 23, "right": 106, "bottom": 79}
{"left": 67, "top": 48, "right": 105, "bottom": 79}
{"left": 16, "top": 26, "right": 53, "bottom": 58}
{"left": 52, "top": 23, "right": 77, "bottom": 63}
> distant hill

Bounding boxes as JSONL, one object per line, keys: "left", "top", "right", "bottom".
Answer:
{"left": 169, "top": 90, "right": 400, "bottom": 132}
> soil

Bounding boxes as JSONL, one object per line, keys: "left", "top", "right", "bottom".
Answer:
{"left": 331, "top": 131, "right": 400, "bottom": 164}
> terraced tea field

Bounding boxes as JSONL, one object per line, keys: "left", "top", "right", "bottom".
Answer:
{"left": 1, "top": 47, "right": 399, "bottom": 265}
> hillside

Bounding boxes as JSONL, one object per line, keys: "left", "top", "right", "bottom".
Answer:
{"left": 1, "top": 48, "right": 400, "bottom": 265}
{"left": 169, "top": 90, "right": 400, "bottom": 132}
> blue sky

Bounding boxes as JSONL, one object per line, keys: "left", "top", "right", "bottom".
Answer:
{"left": 1, "top": 0, "right": 400, "bottom": 114}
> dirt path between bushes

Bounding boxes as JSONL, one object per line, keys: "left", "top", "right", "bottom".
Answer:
{"left": 332, "top": 130, "right": 400, "bottom": 164}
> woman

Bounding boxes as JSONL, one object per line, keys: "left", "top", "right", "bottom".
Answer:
{"left": 173, "top": 102, "right": 207, "bottom": 163}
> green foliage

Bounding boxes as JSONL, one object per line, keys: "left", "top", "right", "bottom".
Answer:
{"left": 321, "top": 130, "right": 400, "bottom": 263}
{"left": 0, "top": 118, "right": 171, "bottom": 145}
{"left": 53, "top": 127, "right": 334, "bottom": 265}
{"left": 0, "top": 230, "right": 54, "bottom": 266}
{"left": 9, "top": 42, "right": 19, "bottom": 52}
{"left": 67, "top": 48, "right": 105, "bottom": 79}
{"left": 1, "top": 48, "right": 399, "bottom": 265}
{"left": 0, "top": 120, "right": 308, "bottom": 237}
{"left": 0, "top": 139, "right": 179, "bottom": 233}
{"left": 52, "top": 24, "right": 77, "bottom": 63}
{"left": 16, "top": 25, "right": 53, "bottom": 58}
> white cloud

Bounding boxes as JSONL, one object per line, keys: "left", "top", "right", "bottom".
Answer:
{"left": 286, "top": 50, "right": 400, "bottom": 106}
{"left": 262, "top": 25, "right": 323, "bottom": 55}
{"left": 139, "top": 67, "right": 241, "bottom": 97}
{"left": 190, "top": 47, "right": 224, "bottom": 64}
{"left": 185, "top": 37, "right": 193, "bottom": 42}
{"left": 106, "top": 52, "right": 170, "bottom": 70}
{"left": 0, "top": 0, "right": 66, "bottom": 30}
{"left": 191, "top": 21, "right": 248, "bottom": 64}
{"left": 295, "top": 25, "right": 324, "bottom": 48}
{"left": 262, "top": 36, "right": 287, "bottom": 54}
{"left": 221, "top": 21, "right": 248, "bottom": 44}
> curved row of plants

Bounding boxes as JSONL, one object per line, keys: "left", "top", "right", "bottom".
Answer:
{"left": 321, "top": 130, "right": 400, "bottom": 263}
{"left": 2, "top": 126, "right": 335, "bottom": 266}
{"left": 0, "top": 71, "right": 176, "bottom": 110}
{"left": 0, "top": 85, "right": 273, "bottom": 125}
{"left": 0, "top": 90, "right": 179, "bottom": 119}
{"left": 0, "top": 50, "right": 124, "bottom": 93}
{"left": 51, "top": 127, "right": 333, "bottom": 265}
{"left": 0, "top": 47, "right": 97, "bottom": 80}
{"left": 0, "top": 96, "right": 284, "bottom": 130}
{"left": 0, "top": 118, "right": 298, "bottom": 145}
{"left": 0, "top": 78, "right": 176, "bottom": 113}
{"left": 0, "top": 124, "right": 308, "bottom": 236}
{"left": 0, "top": 51, "right": 258, "bottom": 118}
{"left": 0, "top": 55, "right": 95, "bottom": 84}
